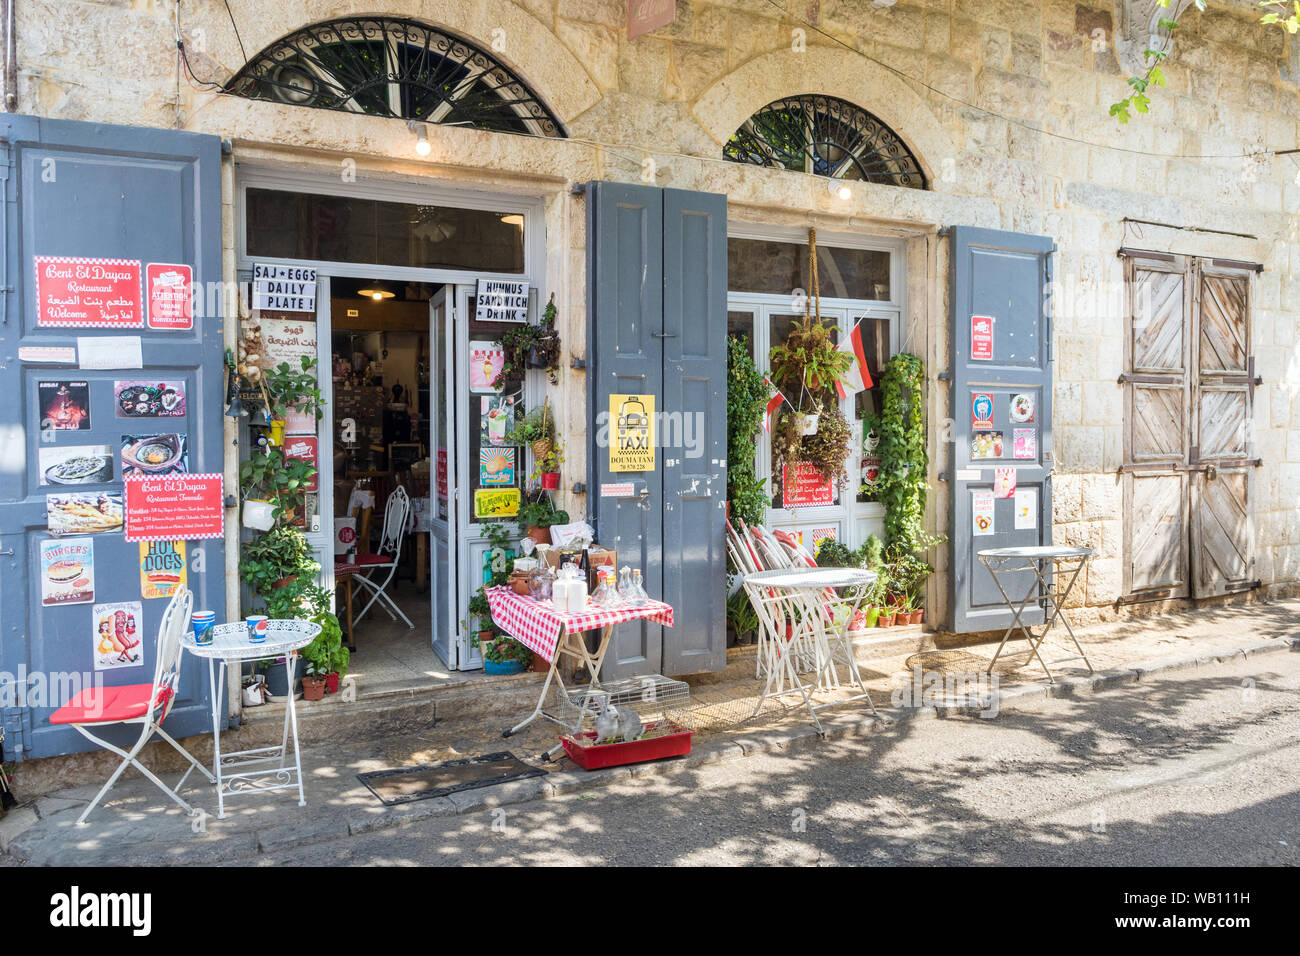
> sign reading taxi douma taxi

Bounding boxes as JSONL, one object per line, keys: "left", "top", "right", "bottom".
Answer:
{"left": 609, "top": 393, "right": 656, "bottom": 472}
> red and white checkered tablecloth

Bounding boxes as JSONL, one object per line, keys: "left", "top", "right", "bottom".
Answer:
{"left": 485, "top": 586, "right": 674, "bottom": 663}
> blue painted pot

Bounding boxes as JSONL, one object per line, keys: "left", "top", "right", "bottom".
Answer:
{"left": 484, "top": 659, "right": 526, "bottom": 675}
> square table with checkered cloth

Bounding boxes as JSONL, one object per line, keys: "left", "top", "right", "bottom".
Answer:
{"left": 485, "top": 586, "right": 674, "bottom": 663}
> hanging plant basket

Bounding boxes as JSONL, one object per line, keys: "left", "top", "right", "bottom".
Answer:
{"left": 531, "top": 438, "right": 553, "bottom": 461}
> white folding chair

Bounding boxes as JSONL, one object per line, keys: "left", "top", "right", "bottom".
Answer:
{"left": 49, "top": 586, "right": 216, "bottom": 825}
{"left": 351, "top": 485, "right": 414, "bottom": 628}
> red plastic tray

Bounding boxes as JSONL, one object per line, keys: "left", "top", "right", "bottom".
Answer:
{"left": 561, "top": 720, "right": 693, "bottom": 770}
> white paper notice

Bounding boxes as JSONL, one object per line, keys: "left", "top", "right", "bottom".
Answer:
{"left": 77, "top": 336, "right": 143, "bottom": 370}
{"left": 1014, "top": 488, "right": 1038, "bottom": 530}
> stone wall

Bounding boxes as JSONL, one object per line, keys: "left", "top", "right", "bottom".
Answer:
{"left": 12, "top": 0, "right": 1300, "bottom": 620}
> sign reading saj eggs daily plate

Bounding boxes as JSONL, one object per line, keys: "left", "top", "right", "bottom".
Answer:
{"left": 609, "top": 393, "right": 656, "bottom": 472}
{"left": 139, "top": 539, "right": 187, "bottom": 599}
{"left": 40, "top": 538, "right": 95, "bottom": 606}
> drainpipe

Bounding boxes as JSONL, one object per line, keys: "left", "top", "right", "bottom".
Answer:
{"left": 2, "top": 0, "right": 16, "bottom": 113}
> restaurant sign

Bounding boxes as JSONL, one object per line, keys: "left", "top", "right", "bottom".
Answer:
{"left": 124, "top": 473, "right": 224, "bottom": 542}
{"left": 252, "top": 262, "right": 317, "bottom": 312}
{"left": 35, "top": 256, "right": 142, "bottom": 328}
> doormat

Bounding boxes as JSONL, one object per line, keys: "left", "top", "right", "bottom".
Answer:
{"left": 357, "top": 752, "right": 547, "bottom": 806}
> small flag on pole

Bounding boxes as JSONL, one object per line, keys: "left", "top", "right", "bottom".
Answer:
{"left": 763, "top": 378, "right": 785, "bottom": 433}
{"left": 835, "top": 320, "right": 874, "bottom": 399}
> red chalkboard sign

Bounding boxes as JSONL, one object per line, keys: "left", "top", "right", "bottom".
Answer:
{"left": 782, "top": 461, "right": 834, "bottom": 509}
{"left": 34, "top": 256, "right": 143, "bottom": 328}
{"left": 124, "top": 473, "right": 224, "bottom": 542}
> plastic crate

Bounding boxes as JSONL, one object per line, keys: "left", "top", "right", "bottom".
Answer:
{"left": 561, "top": 719, "right": 693, "bottom": 770}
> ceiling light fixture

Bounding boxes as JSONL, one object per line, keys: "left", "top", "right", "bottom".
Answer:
{"left": 358, "top": 282, "right": 395, "bottom": 301}
{"left": 407, "top": 120, "right": 431, "bottom": 156}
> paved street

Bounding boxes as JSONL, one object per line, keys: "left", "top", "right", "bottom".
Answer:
{"left": 230, "top": 648, "right": 1300, "bottom": 866}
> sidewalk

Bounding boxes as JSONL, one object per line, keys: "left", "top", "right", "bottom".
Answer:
{"left": 3, "top": 598, "right": 1298, "bottom": 865}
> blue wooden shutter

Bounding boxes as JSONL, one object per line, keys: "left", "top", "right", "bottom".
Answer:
{"left": 947, "top": 226, "right": 1055, "bottom": 633}
{"left": 0, "top": 116, "right": 225, "bottom": 760}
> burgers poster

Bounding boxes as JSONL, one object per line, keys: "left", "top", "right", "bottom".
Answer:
{"left": 139, "top": 539, "right": 187, "bottom": 599}
{"left": 40, "top": 538, "right": 95, "bottom": 606}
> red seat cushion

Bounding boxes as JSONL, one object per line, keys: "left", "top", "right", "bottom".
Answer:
{"left": 50, "top": 684, "right": 168, "bottom": 725}
{"left": 351, "top": 553, "right": 392, "bottom": 567}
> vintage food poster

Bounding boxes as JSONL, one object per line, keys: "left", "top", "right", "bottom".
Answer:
{"left": 1009, "top": 393, "right": 1035, "bottom": 424}
{"left": 469, "top": 341, "right": 504, "bottom": 393}
{"left": 139, "top": 539, "right": 187, "bottom": 599}
{"left": 40, "top": 538, "right": 95, "bottom": 606}
{"left": 114, "top": 380, "right": 186, "bottom": 418}
{"left": 121, "top": 433, "right": 188, "bottom": 477}
{"left": 92, "top": 601, "right": 145, "bottom": 670}
{"left": 38, "top": 381, "right": 92, "bottom": 431}
{"left": 479, "top": 446, "right": 516, "bottom": 486}
{"left": 994, "top": 467, "right": 1017, "bottom": 499}
{"left": 1013, "top": 428, "right": 1037, "bottom": 460}
{"left": 38, "top": 445, "right": 114, "bottom": 486}
{"left": 1014, "top": 488, "right": 1039, "bottom": 530}
{"left": 46, "top": 492, "right": 123, "bottom": 537}
{"left": 972, "top": 490, "right": 995, "bottom": 536}
{"left": 971, "top": 392, "right": 994, "bottom": 429}
{"left": 480, "top": 395, "right": 516, "bottom": 445}
{"left": 971, "top": 431, "right": 1005, "bottom": 460}
{"left": 474, "top": 487, "right": 520, "bottom": 518}
{"left": 610, "top": 393, "right": 657, "bottom": 473}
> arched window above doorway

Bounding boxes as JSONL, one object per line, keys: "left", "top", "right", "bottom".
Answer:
{"left": 723, "top": 94, "right": 926, "bottom": 189}
{"left": 225, "top": 17, "right": 565, "bottom": 138}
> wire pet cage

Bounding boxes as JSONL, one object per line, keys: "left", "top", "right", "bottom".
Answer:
{"left": 561, "top": 675, "right": 691, "bottom": 746}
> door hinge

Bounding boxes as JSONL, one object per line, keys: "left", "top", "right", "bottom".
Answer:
{"left": 1, "top": 706, "right": 30, "bottom": 760}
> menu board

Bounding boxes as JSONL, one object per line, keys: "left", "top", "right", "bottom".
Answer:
{"left": 124, "top": 473, "right": 224, "bottom": 542}
{"left": 782, "top": 461, "right": 834, "bottom": 509}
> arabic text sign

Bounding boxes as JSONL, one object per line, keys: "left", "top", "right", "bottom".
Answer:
{"left": 474, "top": 279, "right": 529, "bottom": 323}
{"left": 253, "top": 262, "right": 317, "bottom": 312}
{"left": 35, "top": 256, "right": 142, "bottom": 328}
{"left": 124, "top": 473, "right": 224, "bottom": 542}
{"left": 782, "top": 461, "right": 834, "bottom": 509}
{"left": 260, "top": 317, "right": 318, "bottom": 372}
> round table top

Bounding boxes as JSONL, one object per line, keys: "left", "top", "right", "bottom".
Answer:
{"left": 744, "top": 567, "right": 878, "bottom": 590}
{"left": 181, "top": 619, "right": 321, "bottom": 661}
{"left": 977, "top": 545, "right": 1093, "bottom": 560}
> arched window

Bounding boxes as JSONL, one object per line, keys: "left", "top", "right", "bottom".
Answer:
{"left": 723, "top": 94, "right": 925, "bottom": 189}
{"left": 225, "top": 17, "right": 564, "bottom": 138}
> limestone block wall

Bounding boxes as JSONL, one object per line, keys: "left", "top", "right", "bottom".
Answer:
{"left": 12, "top": 0, "right": 1300, "bottom": 618}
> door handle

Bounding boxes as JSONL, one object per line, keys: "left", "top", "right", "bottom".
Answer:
{"left": 650, "top": 331, "right": 677, "bottom": 339}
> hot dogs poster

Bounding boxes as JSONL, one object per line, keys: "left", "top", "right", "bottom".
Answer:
{"left": 139, "top": 540, "right": 187, "bottom": 599}
{"left": 92, "top": 601, "right": 144, "bottom": 670}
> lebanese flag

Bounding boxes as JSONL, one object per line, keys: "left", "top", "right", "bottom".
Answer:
{"left": 762, "top": 378, "right": 785, "bottom": 433}
{"left": 835, "top": 321, "right": 874, "bottom": 399}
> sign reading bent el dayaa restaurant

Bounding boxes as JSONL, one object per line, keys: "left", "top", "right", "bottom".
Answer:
{"left": 35, "top": 256, "right": 143, "bottom": 328}
{"left": 609, "top": 393, "right": 656, "bottom": 473}
{"left": 124, "top": 473, "right": 224, "bottom": 542}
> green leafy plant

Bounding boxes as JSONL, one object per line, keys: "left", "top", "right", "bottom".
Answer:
{"left": 726, "top": 334, "right": 769, "bottom": 528}
{"left": 262, "top": 356, "right": 325, "bottom": 422}
{"left": 519, "top": 491, "right": 570, "bottom": 531}
{"left": 493, "top": 294, "right": 561, "bottom": 388}
{"left": 725, "top": 580, "right": 759, "bottom": 640}
{"left": 239, "top": 445, "right": 317, "bottom": 523}
{"left": 877, "top": 353, "right": 928, "bottom": 553}
{"left": 481, "top": 635, "right": 532, "bottom": 666}
{"left": 301, "top": 603, "right": 348, "bottom": 679}
{"left": 461, "top": 521, "right": 518, "bottom": 647}
{"left": 769, "top": 317, "right": 851, "bottom": 396}
{"left": 504, "top": 405, "right": 554, "bottom": 446}
{"left": 239, "top": 525, "right": 319, "bottom": 599}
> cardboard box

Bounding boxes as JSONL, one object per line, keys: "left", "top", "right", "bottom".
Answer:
{"left": 586, "top": 546, "right": 617, "bottom": 592}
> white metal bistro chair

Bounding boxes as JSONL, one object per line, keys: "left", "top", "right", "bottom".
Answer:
{"left": 49, "top": 586, "right": 216, "bottom": 825}
{"left": 349, "top": 484, "right": 414, "bottom": 628}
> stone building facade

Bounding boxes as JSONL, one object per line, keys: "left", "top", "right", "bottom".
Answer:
{"left": 10, "top": 0, "right": 1300, "bottom": 626}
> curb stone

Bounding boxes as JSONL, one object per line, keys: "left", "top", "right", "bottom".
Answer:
{"left": 4, "top": 636, "right": 1297, "bottom": 865}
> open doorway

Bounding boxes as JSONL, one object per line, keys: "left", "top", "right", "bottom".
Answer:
{"left": 328, "top": 275, "right": 441, "bottom": 686}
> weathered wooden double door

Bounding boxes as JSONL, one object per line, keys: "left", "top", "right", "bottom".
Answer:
{"left": 1122, "top": 252, "right": 1258, "bottom": 601}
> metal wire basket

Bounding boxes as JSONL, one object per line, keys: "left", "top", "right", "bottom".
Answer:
{"left": 561, "top": 675, "right": 691, "bottom": 745}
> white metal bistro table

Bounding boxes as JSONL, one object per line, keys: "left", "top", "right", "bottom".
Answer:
{"left": 181, "top": 619, "right": 321, "bottom": 819}
{"left": 977, "top": 545, "right": 1094, "bottom": 683}
{"left": 742, "top": 567, "right": 878, "bottom": 733}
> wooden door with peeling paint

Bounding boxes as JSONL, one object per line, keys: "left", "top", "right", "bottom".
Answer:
{"left": 1121, "top": 252, "right": 1258, "bottom": 602}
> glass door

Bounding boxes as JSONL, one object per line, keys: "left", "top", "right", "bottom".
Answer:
{"left": 429, "top": 286, "right": 458, "bottom": 667}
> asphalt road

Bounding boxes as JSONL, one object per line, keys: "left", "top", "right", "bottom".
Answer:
{"left": 236, "top": 648, "right": 1300, "bottom": 866}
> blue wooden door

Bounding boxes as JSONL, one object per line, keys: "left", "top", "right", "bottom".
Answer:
{"left": 587, "top": 182, "right": 728, "bottom": 677}
{"left": 0, "top": 116, "right": 226, "bottom": 760}
{"left": 947, "top": 226, "right": 1055, "bottom": 633}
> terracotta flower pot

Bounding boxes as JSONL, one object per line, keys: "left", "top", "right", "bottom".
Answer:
{"left": 526, "top": 525, "right": 552, "bottom": 546}
{"left": 909, "top": 610, "right": 924, "bottom": 625}
{"left": 302, "top": 675, "right": 327, "bottom": 701}
{"left": 877, "top": 612, "right": 896, "bottom": 628}
{"left": 530, "top": 651, "right": 549, "bottom": 673}
{"left": 540, "top": 471, "right": 560, "bottom": 490}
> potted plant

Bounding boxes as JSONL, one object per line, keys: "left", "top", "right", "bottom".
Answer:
{"left": 725, "top": 580, "right": 759, "bottom": 646}
{"left": 301, "top": 661, "right": 328, "bottom": 701}
{"left": 518, "top": 491, "right": 570, "bottom": 545}
{"left": 464, "top": 590, "right": 495, "bottom": 647}
{"left": 768, "top": 315, "right": 854, "bottom": 489}
{"left": 240, "top": 524, "right": 318, "bottom": 596}
{"left": 259, "top": 356, "right": 325, "bottom": 445}
{"left": 725, "top": 334, "right": 769, "bottom": 528}
{"left": 494, "top": 294, "right": 561, "bottom": 388}
{"left": 239, "top": 446, "right": 317, "bottom": 529}
{"left": 300, "top": 604, "right": 347, "bottom": 695}
{"left": 482, "top": 635, "right": 532, "bottom": 675}
{"left": 506, "top": 399, "right": 563, "bottom": 486}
